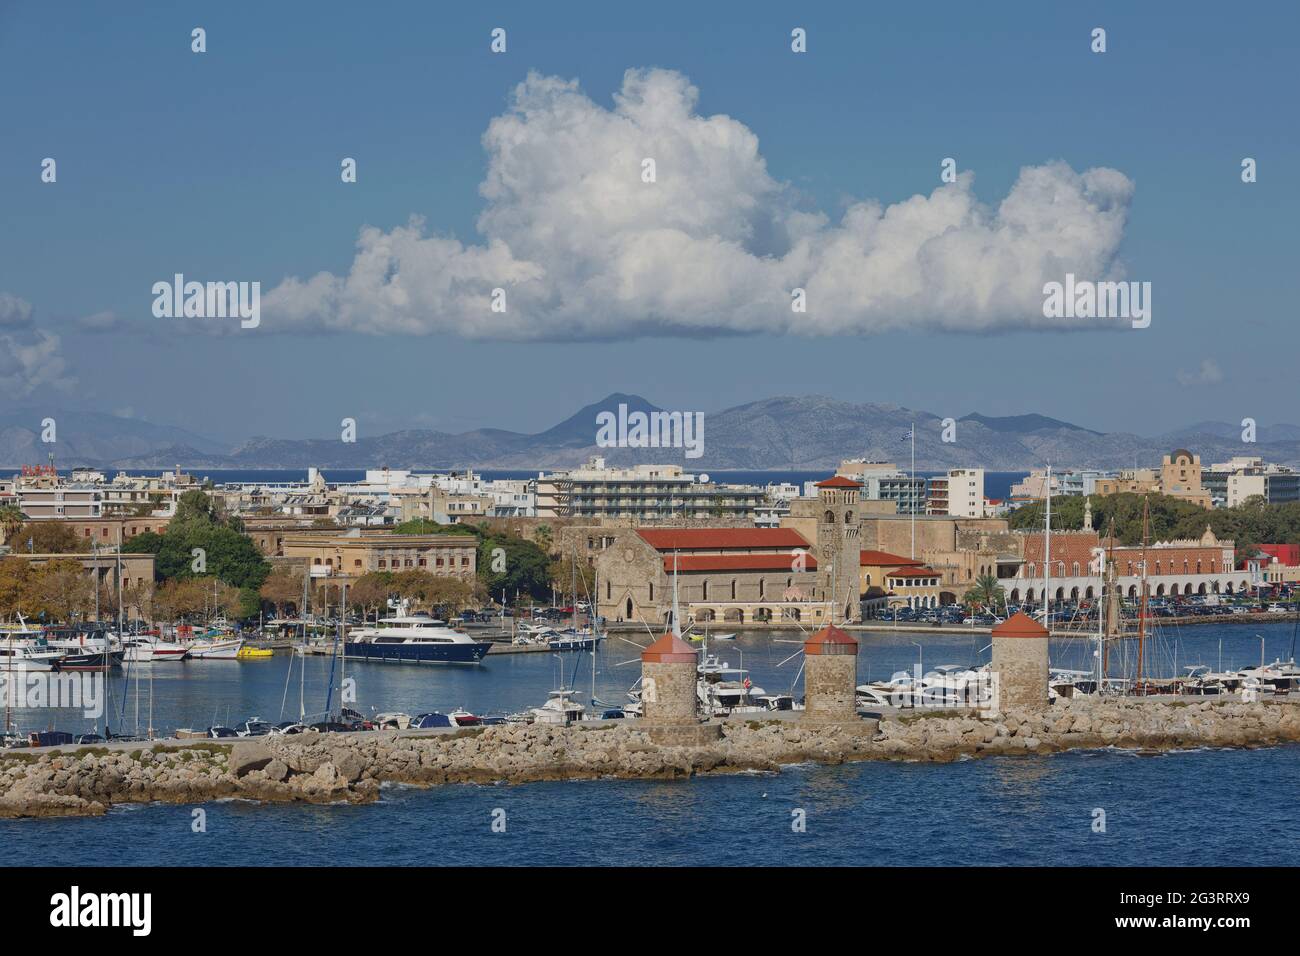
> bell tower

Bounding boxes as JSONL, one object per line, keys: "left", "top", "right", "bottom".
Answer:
{"left": 814, "top": 475, "right": 863, "bottom": 622}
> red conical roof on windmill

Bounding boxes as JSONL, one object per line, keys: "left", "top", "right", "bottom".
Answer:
{"left": 991, "top": 611, "right": 1049, "bottom": 638}
{"left": 641, "top": 631, "right": 699, "bottom": 663}
{"left": 803, "top": 623, "right": 859, "bottom": 656}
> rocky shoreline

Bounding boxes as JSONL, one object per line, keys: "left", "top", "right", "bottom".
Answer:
{"left": 3, "top": 698, "right": 1298, "bottom": 819}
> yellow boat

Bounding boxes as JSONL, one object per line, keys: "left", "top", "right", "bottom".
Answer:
{"left": 236, "top": 646, "right": 274, "bottom": 659}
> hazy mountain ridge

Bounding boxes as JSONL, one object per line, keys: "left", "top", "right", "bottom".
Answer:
{"left": 3, "top": 396, "right": 1298, "bottom": 472}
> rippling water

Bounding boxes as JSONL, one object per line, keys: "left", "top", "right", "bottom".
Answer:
{"left": 5, "top": 746, "right": 1297, "bottom": 866}
{"left": 6, "top": 619, "right": 1291, "bottom": 736}
{"left": 3, "top": 620, "right": 1296, "bottom": 866}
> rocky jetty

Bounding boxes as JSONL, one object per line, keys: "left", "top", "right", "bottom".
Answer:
{"left": 2, "top": 698, "right": 1298, "bottom": 819}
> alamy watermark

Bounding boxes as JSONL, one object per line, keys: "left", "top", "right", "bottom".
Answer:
{"left": 0, "top": 672, "right": 104, "bottom": 719}
{"left": 1042, "top": 273, "right": 1150, "bottom": 329}
{"left": 595, "top": 403, "right": 704, "bottom": 459}
{"left": 152, "top": 273, "right": 260, "bottom": 328}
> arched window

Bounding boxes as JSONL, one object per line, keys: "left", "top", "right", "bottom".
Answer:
{"left": 730, "top": 579, "right": 737, "bottom": 600}
{"left": 759, "top": 578, "right": 765, "bottom": 598}
{"left": 824, "top": 510, "right": 835, "bottom": 524}
{"left": 845, "top": 511, "right": 854, "bottom": 524}
{"left": 702, "top": 580, "right": 709, "bottom": 600}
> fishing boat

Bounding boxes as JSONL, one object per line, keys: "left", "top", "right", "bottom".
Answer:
{"left": 345, "top": 613, "right": 491, "bottom": 665}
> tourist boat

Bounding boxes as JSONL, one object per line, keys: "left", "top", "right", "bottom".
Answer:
{"left": 0, "top": 637, "right": 64, "bottom": 672}
{"left": 185, "top": 638, "right": 244, "bottom": 660}
{"left": 530, "top": 689, "right": 586, "bottom": 725}
{"left": 120, "top": 636, "right": 189, "bottom": 663}
{"left": 235, "top": 646, "right": 274, "bottom": 659}
{"left": 345, "top": 613, "right": 492, "bottom": 665}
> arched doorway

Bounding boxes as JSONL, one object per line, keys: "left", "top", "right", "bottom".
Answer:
{"left": 625, "top": 597, "right": 633, "bottom": 620}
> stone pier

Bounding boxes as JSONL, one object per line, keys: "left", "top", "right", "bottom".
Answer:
{"left": 990, "top": 612, "right": 1050, "bottom": 712}
{"left": 641, "top": 630, "right": 721, "bottom": 746}
{"left": 802, "top": 623, "right": 859, "bottom": 724}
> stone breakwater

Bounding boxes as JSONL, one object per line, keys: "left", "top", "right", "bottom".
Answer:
{"left": 2, "top": 699, "right": 1298, "bottom": 819}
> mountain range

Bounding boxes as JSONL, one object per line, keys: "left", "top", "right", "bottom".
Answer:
{"left": 3, "top": 396, "right": 1298, "bottom": 473}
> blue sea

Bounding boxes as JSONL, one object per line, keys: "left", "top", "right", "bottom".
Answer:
{"left": 2, "top": 621, "right": 1297, "bottom": 866}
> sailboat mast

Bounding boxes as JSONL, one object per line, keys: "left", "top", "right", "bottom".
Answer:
{"left": 1136, "top": 498, "right": 1149, "bottom": 691}
{"left": 1043, "top": 464, "right": 1052, "bottom": 625}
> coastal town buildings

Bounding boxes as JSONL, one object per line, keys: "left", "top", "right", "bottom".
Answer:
{"left": 280, "top": 529, "right": 478, "bottom": 588}
{"left": 592, "top": 526, "right": 831, "bottom": 628}
{"left": 1008, "top": 526, "right": 1249, "bottom": 604}
{"left": 535, "top": 457, "right": 764, "bottom": 522}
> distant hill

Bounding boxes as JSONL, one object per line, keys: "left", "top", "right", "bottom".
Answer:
{"left": 8, "top": 397, "right": 1300, "bottom": 472}
{"left": 0, "top": 409, "right": 224, "bottom": 468}
{"left": 960, "top": 412, "right": 1104, "bottom": 437}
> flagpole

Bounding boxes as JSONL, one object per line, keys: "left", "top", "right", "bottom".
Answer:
{"left": 910, "top": 422, "right": 916, "bottom": 559}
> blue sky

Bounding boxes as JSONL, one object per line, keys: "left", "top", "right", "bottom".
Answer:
{"left": 1, "top": 1, "right": 1296, "bottom": 444}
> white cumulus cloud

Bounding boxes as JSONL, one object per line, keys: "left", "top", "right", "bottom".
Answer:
{"left": 0, "top": 294, "right": 71, "bottom": 397}
{"left": 264, "top": 68, "right": 1136, "bottom": 341}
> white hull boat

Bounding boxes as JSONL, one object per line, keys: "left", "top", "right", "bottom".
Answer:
{"left": 185, "top": 638, "right": 244, "bottom": 660}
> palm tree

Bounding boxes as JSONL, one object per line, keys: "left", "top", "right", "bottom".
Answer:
{"left": 963, "top": 573, "right": 1006, "bottom": 613}
{"left": 0, "top": 505, "right": 26, "bottom": 547}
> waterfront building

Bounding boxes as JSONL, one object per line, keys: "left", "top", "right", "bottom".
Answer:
{"left": 281, "top": 530, "right": 477, "bottom": 589}
{"left": 0, "top": 551, "right": 156, "bottom": 621}
{"left": 592, "top": 527, "right": 829, "bottom": 628}
{"left": 1008, "top": 526, "right": 1249, "bottom": 604}
{"left": 536, "top": 457, "right": 764, "bottom": 523}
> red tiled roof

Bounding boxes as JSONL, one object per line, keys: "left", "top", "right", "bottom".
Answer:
{"left": 886, "top": 567, "right": 937, "bottom": 579}
{"left": 804, "top": 623, "right": 859, "bottom": 656}
{"left": 992, "top": 611, "right": 1048, "bottom": 638}
{"left": 815, "top": 475, "right": 863, "bottom": 488}
{"left": 1021, "top": 532, "right": 1099, "bottom": 569}
{"left": 859, "top": 549, "right": 923, "bottom": 567}
{"left": 637, "top": 528, "right": 810, "bottom": 551}
{"left": 641, "top": 631, "right": 699, "bottom": 663}
{"left": 662, "top": 554, "right": 817, "bottom": 573}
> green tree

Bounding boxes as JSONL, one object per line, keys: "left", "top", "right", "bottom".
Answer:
{"left": 0, "top": 505, "right": 26, "bottom": 546}
{"left": 963, "top": 573, "right": 1006, "bottom": 611}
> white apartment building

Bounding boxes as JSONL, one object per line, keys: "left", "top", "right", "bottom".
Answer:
{"left": 945, "top": 468, "right": 985, "bottom": 518}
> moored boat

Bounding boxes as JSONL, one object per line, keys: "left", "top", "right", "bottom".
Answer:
{"left": 345, "top": 613, "right": 491, "bottom": 665}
